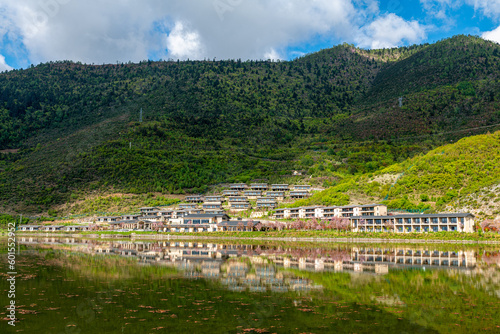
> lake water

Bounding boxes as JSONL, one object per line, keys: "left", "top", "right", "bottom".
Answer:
{"left": 1, "top": 237, "right": 499, "bottom": 333}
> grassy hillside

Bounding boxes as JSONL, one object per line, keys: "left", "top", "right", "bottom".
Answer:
{"left": 294, "top": 130, "right": 500, "bottom": 219}
{"left": 1, "top": 35, "right": 500, "bottom": 214}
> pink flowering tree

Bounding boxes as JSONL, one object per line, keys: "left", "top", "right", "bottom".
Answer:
{"left": 481, "top": 219, "right": 500, "bottom": 232}
{"left": 88, "top": 222, "right": 99, "bottom": 231}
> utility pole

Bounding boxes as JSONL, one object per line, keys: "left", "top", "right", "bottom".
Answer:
{"left": 398, "top": 97, "right": 403, "bottom": 107}
{"left": 140, "top": 108, "right": 143, "bottom": 123}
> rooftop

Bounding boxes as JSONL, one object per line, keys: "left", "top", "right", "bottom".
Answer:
{"left": 184, "top": 213, "right": 230, "bottom": 219}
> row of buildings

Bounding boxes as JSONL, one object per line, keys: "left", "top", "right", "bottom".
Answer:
{"left": 274, "top": 204, "right": 476, "bottom": 233}
{"left": 96, "top": 211, "right": 259, "bottom": 233}
{"left": 184, "top": 184, "right": 314, "bottom": 211}
{"left": 274, "top": 204, "right": 388, "bottom": 219}
{"left": 20, "top": 200, "right": 476, "bottom": 234}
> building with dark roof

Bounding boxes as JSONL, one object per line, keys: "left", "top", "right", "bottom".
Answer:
{"left": 217, "top": 220, "right": 260, "bottom": 232}
{"left": 250, "top": 183, "right": 268, "bottom": 191}
{"left": 270, "top": 184, "right": 289, "bottom": 191}
{"left": 185, "top": 195, "right": 204, "bottom": 203}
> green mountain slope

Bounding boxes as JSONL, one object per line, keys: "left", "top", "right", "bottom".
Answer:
{"left": 294, "top": 130, "right": 500, "bottom": 218}
{"left": 1, "top": 35, "right": 500, "bottom": 214}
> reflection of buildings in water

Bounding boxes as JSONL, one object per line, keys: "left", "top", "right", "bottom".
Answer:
{"left": 17, "top": 238, "right": 322, "bottom": 293}
{"left": 351, "top": 247, "right": 476, "bottom": 270}
{"left": 18, "top": 238, "right": 500, "bottom": 290}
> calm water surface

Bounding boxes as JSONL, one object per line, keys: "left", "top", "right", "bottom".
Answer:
{"left": 1, "top": 237, "right": 499, "bottom": 333}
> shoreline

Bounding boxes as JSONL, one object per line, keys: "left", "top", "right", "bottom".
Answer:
{"left": 11, "top": 232, "right": 500, "bottom": 245}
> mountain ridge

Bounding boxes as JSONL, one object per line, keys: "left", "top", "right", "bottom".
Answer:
{"left": 1, "top": 35, "right": 499, "bottom": 214}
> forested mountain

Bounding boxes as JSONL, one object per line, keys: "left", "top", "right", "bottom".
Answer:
{"left": 0, "top": 35, "right": 499, "bottom": 214}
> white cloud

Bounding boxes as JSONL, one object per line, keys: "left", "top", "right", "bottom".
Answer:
{"left": 0, "top": 54, "right": 13, "bottom": 71}
{"left": 0, "top": 0, "right": 427, "bottom": 66}
{"left": 421, "top": 0, "right": 500, "bottom": 22}
{"left": 466, "top": 0, "right": 500, "bottom": 21}
{"left": 482, "top": 25, "right": 500, "bottom": 43}
{"left": 356, "top": 14, "right": 427, "bottom": 49}
{"left": 165, "top": 22, "right": 204, "bottom": 60}
{"left": 263, "top": 48, "right": 283, "bottom": 61}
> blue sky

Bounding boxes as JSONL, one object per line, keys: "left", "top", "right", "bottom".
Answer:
{"left": 1, "top": 0, "right": 500, "bottom": 71}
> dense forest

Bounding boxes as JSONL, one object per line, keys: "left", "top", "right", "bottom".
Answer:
{"left": 1, "top": 35, "right": 500, "bottom": 214}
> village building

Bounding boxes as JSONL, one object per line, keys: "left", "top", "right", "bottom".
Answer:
{"left": 300, "top": 206, "right": 322, "bottom": 218}
{"left": 351, "top": 213, "right": 475, "bottom": 233}
{"left": 266, "top": 191, "right": 285, "bottom": 201}
{"left": 96, "top": 216, "right": 121, "bottom": 223}
{"left": 250, "top": 183, "right": 268, "bottom": 191}
{"left": 141, "top": 215, "right": 162, "bottom": 222}
{"left": 229, "top": 202, "right": 252, "bottom": 210}
{"left": 293, "top": 184, "right": 312, "bottom": 191}
{"left": 230, "top": 183, "right": 248, "bottom": 191}
{"left": 111, "top": 219, "right": 158, "bottom": 231}
{"left": 174, "top": 210, "right": 189, "bottom": 218}
{"left": 179, "top": 203, "right": 198, "bottom": 210}
{"left": 223, "top": 189, "right": 240, "bottom": 196}
{"left": 274, "top": 208, "right": 286, "bottom": 219}
{"left": 63, "top": 226, "right": 89, "bottom": 232}
{"left": 270, "top": 184, "right": 289, "bottom": 191}
{"left": 205, "top": 195, "right": 223, "bottom": 202}
{"left": 227, "top": 196, "right": 249, "bottom": 203}
{"left": 158, "top": 210, "right": 174, "bottom": 219}
{"left": 243, "top": 190, "right": 262, "bottom": 199}
{"left": 122, "top": 214, "right": 141, "bottom": 221}
{"left": 181, "top": 213, "right": 230, "bottom": 225}
{"left": 290, "top": 190, "right": 310, "bottom": 199}
{"left": 20, "top": 225, "right": 41, "bottom": 231}
{"left": 139, "top": 207, "right": 161, "bottom": 214}
{"left": 256, "top": 197, "right": 278, "bottom": 209}
{"left": 204, "top": 208, "right": 225, "bottom": 214}
{"left": 274, "top": 204, "right": 388, "bottom": 220}
{"left": 162, "top": 213, "right": 231, "bottom": 233}
{"left": 202, "top": 202, "right": 222, "bottom": 210}
{"left": 185, "top": 195, "right": 204, "bottom": 203}
{"left": 217, "top": 220, "right": 260, "bottom": 232}
{"left": 41, "top": 226, "right": 64, "bottom": 231}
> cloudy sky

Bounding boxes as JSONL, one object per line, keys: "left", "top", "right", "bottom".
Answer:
{"left": 0, "top": 0, "right": 500, "bottom": 71}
